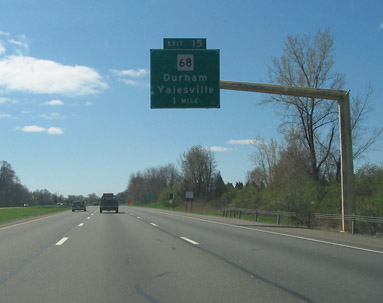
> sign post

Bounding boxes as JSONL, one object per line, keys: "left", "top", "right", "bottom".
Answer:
{"left": 185, "top": 192, "right": 194, "bottom": 212}
{"left": 168, "top": 193, "right": 174, "bottom": 209}
{"left": 151, "top": 38, "right": 220, "bottom": 109}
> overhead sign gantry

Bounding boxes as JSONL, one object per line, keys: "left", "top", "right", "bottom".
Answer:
{"left": 150, "top": 38, "right": 355, "bottom": 232}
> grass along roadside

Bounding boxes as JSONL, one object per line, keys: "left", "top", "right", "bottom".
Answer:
{"left": 0, "top": 205, "right": 71, "bottom": 225}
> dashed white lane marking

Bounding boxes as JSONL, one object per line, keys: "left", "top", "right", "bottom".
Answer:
{"left": 55, "top": 237, "right": 69, "bottom": 246}
{"left": 180, "top": 237, "right": 199, "bottom": 245}
{"left": 137, "top": 217, "right": 141, "bottom": 219}
{"left": 150, "top": 223, "right": 158, "bottom": 227}
{"left": 87, "top": 217, "right": 91, "bottom": 219}
{"left": 78, "top": 223, "right": 84, "bottom": 227}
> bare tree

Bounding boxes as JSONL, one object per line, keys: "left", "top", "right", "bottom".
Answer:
{"left": 250, "top": 130, "right": 311, "bottom": 188}
{"left": 262, "top": 29, "right": 344, "bottom": 181}
{"left": 350, "top": 84, "right": 383, "bottom": 160}
{"left": 124, "top": 164, "right": 180, "bottom": 204}
{"left": 0, "top": 161, "right": 21, "bottom": 206}
{"left": 249, "top": 137, "right": 279, "bottom": 187}
{"left": 263, "top": 29, "right": 382, "bottom": 181}
{"left": 180, "top": 146, "right": 217, "bottom": 201}
{"left": 328, "top": 84, "right": 383, "bottom": 181}
{"left": 125, "top": 172, "right": 146, "bottom": 203}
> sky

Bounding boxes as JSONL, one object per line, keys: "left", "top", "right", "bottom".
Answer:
{"left": 0, "top": 0, "right": 382, "bottom": 197}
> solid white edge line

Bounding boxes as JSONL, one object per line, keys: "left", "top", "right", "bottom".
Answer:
{"left": 55, "top": 237, "right": 69, "bottom": 246}
{"left": 144, "top": 209, "right": 383, "bottom": 255}
{"left": 0, "top": 212, "right": 67, "bottom": 231}
{"left": 180, "top": 237, "right": 199, "bottom": 245}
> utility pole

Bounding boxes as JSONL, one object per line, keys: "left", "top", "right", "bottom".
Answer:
{"left": 220, "top": 80, "right": 355, "bottom": 232}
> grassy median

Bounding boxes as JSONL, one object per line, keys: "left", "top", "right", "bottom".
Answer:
{"left": 0, "top": 205, "right": 71, "bottom": 225}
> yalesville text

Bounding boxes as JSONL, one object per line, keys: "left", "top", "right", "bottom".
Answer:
{"left": 157, "top": 85, "right": 214, "bottom": 94}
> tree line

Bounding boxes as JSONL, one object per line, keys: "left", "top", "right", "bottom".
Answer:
{"left": 120, "top": 147, "right": 226, "bottom": 205}
{"left": 0, "top": 160, "right": 99, "bottom": 207}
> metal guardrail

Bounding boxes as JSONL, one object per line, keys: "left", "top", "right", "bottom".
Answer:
{"left": 314, "top": 213, "right": 383, "bottom": 223}
{"left": 223, "top": 207, "right": 383, "bottom": 234}
{"left": 223, "top": 207, "right": 296, "bottom": 225}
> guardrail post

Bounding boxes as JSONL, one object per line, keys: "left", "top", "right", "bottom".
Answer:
{"left": 255, "top": 210, "right": 258, "bottom": 222}
{"left": 238, "top": 210, "right": 241, "bottom": 219}
{"left": 352, "top": 214, "right": 355, "bottom": 235}
{"left": 277, "top": 211, "right": 281, "bottom": 225}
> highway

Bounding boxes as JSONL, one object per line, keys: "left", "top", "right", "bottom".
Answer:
{"left": 1, "top": 206, "right": 382, "bottom": 303}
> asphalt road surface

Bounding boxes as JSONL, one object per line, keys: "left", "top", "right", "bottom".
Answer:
{"left": 1, "top": 206, "right": 382, "bottom": 303}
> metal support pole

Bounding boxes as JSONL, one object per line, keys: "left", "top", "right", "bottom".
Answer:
{"left": 338, "top": 92, "right": 355, "bottom": 232}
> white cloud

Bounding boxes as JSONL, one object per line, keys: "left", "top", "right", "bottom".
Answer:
{"left": 0, "top": 96, "right": 18, "bottom": 105}
{"left": 42, "top": 112, "right": 64, "bottom": 120}
{"left": 47, "top": 127, "right": 63, "bottom": 135}
{"left": 0, "top": 55, "right": 108, "bottom": 96}
{"left": 84, "top": 101, "right": 93, "bottom": 106}
{"left": 206, "top": 146, "right": 236, "bottom": 152}
{"left": 0, "top": 31, "right": 11, "bottom": 36}
{"left": 17, "top": 124, "right": 64, "bottom": 135}
{"left": 111, "top": 68, "right": 148, "bottom": 78}
{"left": 0, "top": 42, "right": 5, "bottom": 56}
{"left": 0, "top": 32, "right": 28, "bottom": 57}
{"left": 227, "top": 139, "right": 262, "bottom": 145}
{"left": 42, "top": 99, "right": 64, "bottom": 106}
{"left": 379, "top": 22, "right": 383, "bottom": 30}
{"left": 111, "top": 68, "right": 149, "bottom": 87}
{"left": 20, "top": 125, "right": 46, "bottom": 133}
{"left": 8, "top": 38, "right": 29, "bottom": 54}
{"left": 8, "top": 39, "right": 27, "bottom": 48}
{"left": 0, "top": 97, "right": 10, "bottom": 104}
{"left": 123, "top": 79, "right": 139, "bottom": 86}
{"left": 0, "top": 112, "right": 11, "bottom": 118}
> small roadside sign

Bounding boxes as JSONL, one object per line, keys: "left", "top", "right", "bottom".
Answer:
{"left": 185, "top": 192, "right": 194, "bottom": 199}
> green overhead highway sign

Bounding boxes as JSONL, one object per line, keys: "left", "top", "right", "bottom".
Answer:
{"left": 150, "top": 38, "right": 220, "bottom": 109}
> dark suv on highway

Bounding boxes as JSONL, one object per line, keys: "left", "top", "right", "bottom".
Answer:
{"left": 100, "top": 193, "right": 118, "bottom": 213}
{"left": 72, "top": 201, "right": 86, "bottom": 212}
